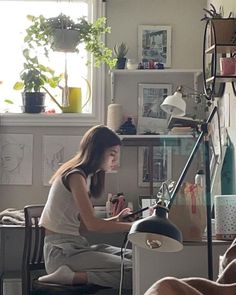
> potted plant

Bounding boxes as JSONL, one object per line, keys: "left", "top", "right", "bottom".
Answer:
{"left": 24, "top": 14, "right": 117, "bottom": 68}
{"left": 113, "top": 42, "right": 129, "bottom": 69}
{"left": 13, "top": 48, "right": 62, "bottom": 114}
{"left": 13, "top": 14, "right": 117, "bottom": 113}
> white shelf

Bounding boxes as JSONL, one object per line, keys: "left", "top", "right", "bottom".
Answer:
{"left": 110, "top": 69, "right": 202, "bottom": 75}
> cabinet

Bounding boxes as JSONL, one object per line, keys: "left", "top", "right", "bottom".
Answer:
{"left": 203, "top": 18, "right": 236, "bottom": 99}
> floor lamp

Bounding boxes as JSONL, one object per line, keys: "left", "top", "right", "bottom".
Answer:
{"left": 129, "top": 100, "right": 217, "bottom": 280}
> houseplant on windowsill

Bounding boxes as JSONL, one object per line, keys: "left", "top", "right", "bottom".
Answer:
{"left": 13, "top": 14, "right": 117, "bottom": 113}
{"left": 13, "top": 49, "right": 62, "bottom": 113}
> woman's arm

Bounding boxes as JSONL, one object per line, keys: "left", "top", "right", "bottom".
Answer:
{"left": 69, "top": 173, "right": 133, "bottom": 233}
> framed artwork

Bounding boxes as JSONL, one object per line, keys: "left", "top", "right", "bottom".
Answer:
{"left": 138, "top": 25, "right": 172, "bottom": 67}
{"left": 137, "top": 83, "right": 172, "bottom": 134}
{"left": 138, "top": 146, "right": 172, "bottom": 187}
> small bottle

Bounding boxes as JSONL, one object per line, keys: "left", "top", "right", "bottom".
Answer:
{"left": 195, "top": 169, "right": 205, "bottom": 188}
{"left": 106, "top": 193, "right": 113, "bottom": 218}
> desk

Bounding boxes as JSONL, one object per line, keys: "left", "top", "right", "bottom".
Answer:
{"left": 132, "top": 240, "right": 231, "bottom": 295}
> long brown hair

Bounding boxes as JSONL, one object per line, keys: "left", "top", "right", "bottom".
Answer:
{"left": 50, "top": 125, "right": 121, "bottom": 198}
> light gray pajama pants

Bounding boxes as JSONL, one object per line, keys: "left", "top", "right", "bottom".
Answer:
{"left": 44, "top": 233, "right": 132, "bottom": 290}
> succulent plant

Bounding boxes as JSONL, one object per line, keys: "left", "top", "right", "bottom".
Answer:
{"left": 113, "top": 42, "right": 129, "bottom": 59}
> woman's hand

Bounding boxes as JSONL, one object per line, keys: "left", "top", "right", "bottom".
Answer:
{"left": 117, "top": 207, "right": 140, "bottom": 222}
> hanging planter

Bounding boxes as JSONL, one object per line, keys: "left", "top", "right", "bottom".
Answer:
{"left": 51, "top": 29, "right": 80, "bottom": 52}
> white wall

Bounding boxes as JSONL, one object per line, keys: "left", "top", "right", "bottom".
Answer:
{"left": 1, "top": 0, "right": 207, "bottom": 211}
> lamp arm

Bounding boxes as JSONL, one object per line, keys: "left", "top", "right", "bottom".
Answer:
{"left": 167, "top": 106, "right": 217, "bottom": 210}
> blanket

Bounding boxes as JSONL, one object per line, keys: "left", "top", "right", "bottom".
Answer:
{"left": 145, "top": 238, "right": 236, "bottom": 295}
{"left": 0, "top": 208, "right": 25, "bottom": 225}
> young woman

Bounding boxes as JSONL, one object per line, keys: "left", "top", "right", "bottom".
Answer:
{"left": 39, "top": 125, "right": 133, "bottom": 290}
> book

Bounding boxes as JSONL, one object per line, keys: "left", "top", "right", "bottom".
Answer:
{"left": 167, "top": 116, "right": 202, "bottom": 130}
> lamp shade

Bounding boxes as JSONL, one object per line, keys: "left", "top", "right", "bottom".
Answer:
{"left": 128, "top": 205, "right": 183, "bottom": 252}
{"left": 160, "top": 91, "right": 186, "bottom": 116}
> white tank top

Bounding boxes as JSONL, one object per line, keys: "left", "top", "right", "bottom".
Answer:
{"left": 39, "top": 171, "right": 91, "bottom": 236}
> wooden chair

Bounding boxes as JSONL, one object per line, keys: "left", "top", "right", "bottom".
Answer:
{"left": 22, "top": 204, "right": 110, "bottom": 295}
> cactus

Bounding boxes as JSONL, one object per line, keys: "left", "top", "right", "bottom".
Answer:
{"left": 113, "top": 42, "right": 129, "bottom": 58}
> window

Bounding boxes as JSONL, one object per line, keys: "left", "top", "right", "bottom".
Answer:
{"left": 0, "top": 0, "right": 105, "bottom": 126}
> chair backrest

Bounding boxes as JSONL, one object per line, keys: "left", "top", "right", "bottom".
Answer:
{"left": 22, "top": 205, "right": 45, "bottom": 295}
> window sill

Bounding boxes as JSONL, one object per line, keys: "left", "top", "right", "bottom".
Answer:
{"left": 0, "top": 113, "right": 103, "bottom": 127}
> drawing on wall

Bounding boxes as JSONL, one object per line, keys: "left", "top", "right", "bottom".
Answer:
{"left": 43, "top": 135, "right": 82, "bottom": 185}
{"left": 0, "top": 134, "right": 33, "bottom": 185}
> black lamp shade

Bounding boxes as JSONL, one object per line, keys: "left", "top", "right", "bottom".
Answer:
{"left": 128, "top": 206, "right": 183, "bottom": 252}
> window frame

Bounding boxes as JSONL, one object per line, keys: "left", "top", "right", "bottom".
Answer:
{"left": 0, "top": 0, "right": 105, "bottom": 127}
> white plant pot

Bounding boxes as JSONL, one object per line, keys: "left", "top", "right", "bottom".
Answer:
{"left": 51, "top": 29, "right": 80, "bottom": 52}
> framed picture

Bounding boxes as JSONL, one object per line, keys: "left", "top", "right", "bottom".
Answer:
{"left": 138, "top": 25, "right": 172, "bottom": 67}
{"left": 138, "top": 146, "right": 172, "bottom": 187}
{"left": 137, "top": 83, "right": 172, "bottom": 134}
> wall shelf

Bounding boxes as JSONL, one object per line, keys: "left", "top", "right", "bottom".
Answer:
{"left": 110, "top": 69, "right": 202, "bottom": 75}
{"left": 110, "top": 69, "right": 202, "bottom": 103}
{"left": 203, "top": 18, "right": 236, "bottom": 98}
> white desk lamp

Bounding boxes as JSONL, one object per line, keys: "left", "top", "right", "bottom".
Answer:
{"left": 160, "top": 86, "right": 186, "bottom": 116}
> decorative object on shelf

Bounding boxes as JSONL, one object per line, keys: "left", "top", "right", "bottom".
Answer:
{"left": 137, "top": 83, "right": 172, "bottom": 134}
{"left": 215, "top": 195, "right": 236, "bottom": 240}
{"left": 219, "top": 57, "right": 236, "bottom": 75}
{"left": 107, "top": 103, "right": 123, "bottom": 132}
{"left": 128, "top": 106, "right": 219, "bottom": 280}
{"left": 138, "top": 25, "right": 172, "bottom": 68}
{"left": 138, "top": 146, "right": 172, "bottom": 187}
{"left": 113, "top": 42, "right": 129, "bottom": 69}
{"left": 117, "top": 117, "right": 136, "bottom": 135}
{"left": 126, "top": 59, "right": 137, "bottom": 70}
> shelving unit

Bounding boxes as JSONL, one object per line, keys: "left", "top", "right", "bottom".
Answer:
{"left": 110, "top": 69, "right": 202, "bottom": 102}
{"left": 203, "top": 18, "right": 236, "bottom": 98}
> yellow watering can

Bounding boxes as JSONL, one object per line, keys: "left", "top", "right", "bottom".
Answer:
{"left": 45, "top": 78, "right": 91, "bottom": 113}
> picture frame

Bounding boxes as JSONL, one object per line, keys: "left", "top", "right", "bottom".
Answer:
{"left": 137, "top": 83, "right": 172, "bottom": 134}
{"left": 138, "top": 146, "right": 172, "bottom": 187}
{"left": 138, "top": 25, "right": 172, "bottom": 67}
